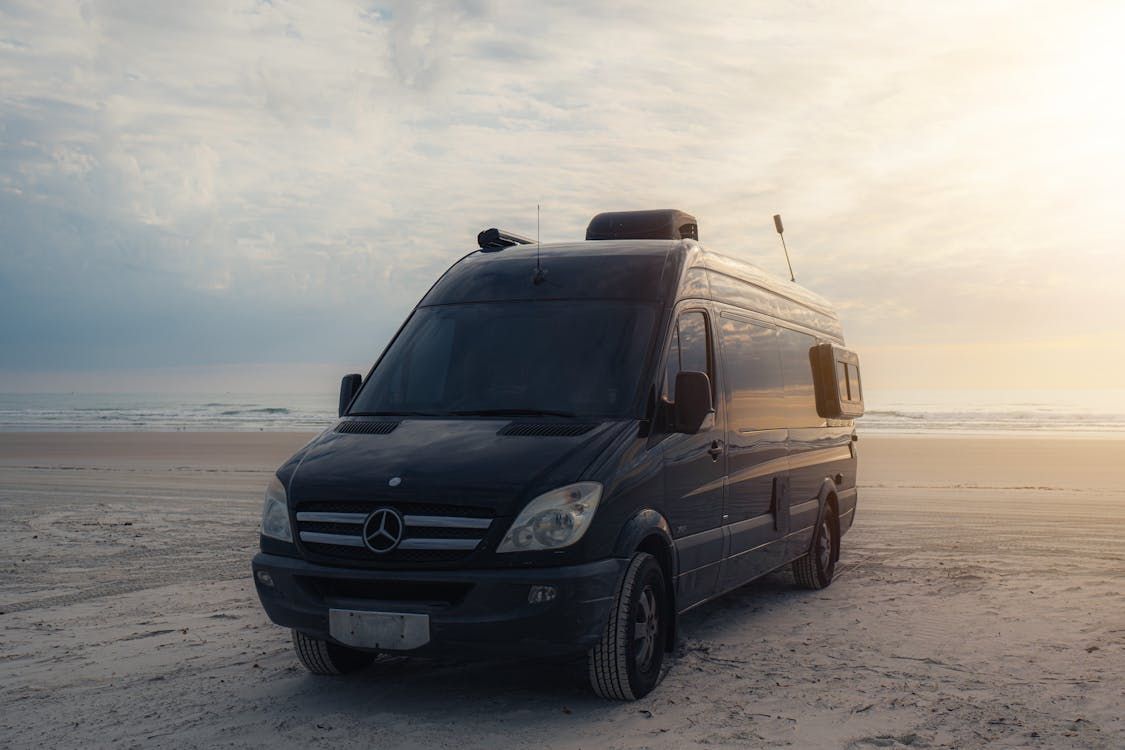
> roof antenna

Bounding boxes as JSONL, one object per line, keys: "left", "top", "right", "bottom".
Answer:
{"left": 533, "top": 203, "right": 547, "bottom": 285}
{"left": 773, "top": 213, "right": 796, "bottom": 282}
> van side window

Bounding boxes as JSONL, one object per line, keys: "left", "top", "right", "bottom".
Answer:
{"left": 836, "top": 359, "right": 850, "bottom": 400}
{"left": 663, "top": 311, "right": 711, "bottom": 400}
{"left": 719, "top": 317, "right": 785, "bottom": 430}
{"left": 778, "top": 328, "right": 822, "bottom": 426}
{"left": 846, "top": 362, "right": 862, "bottom": 401}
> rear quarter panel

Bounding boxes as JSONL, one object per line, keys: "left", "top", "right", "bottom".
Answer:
{"left": 786, "top": 425, "right": 856, "bottom": 559}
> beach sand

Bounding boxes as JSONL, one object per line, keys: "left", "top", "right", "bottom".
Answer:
{"left": 1, "top": 432, "right": 1122, "bottom": 748}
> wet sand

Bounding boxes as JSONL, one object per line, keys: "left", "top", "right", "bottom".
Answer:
{"left": 0, "top": 432, "right": 1122, "bottom": 748}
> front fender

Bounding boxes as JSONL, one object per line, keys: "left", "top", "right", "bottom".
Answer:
{"left": 613, "top": 508, "right": 676, "bottom": 567}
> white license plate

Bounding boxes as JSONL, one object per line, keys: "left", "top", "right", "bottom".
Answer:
{"left": 328, "top": 609, "right": 430, "bottom": 650}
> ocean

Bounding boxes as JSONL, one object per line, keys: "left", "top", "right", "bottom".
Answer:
{"left": 862, "top": 389, "right": 1125, "bottom": 438}
{"left": 1, "top": 389, "right": 1124, "bottom": 437}
{"left": 0, "top": 393, "right": 337, "bottom": 433}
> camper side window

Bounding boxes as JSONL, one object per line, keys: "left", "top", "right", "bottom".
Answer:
{"left": 662, "top": 311, "right": 711, "bottom": 401}
{"left": 846, "top": 362, "right": 862, "bottom": 402}
{"left": 835, "top": 359, "right": 863, "bottom": 403}
{"left": 836, "top": 359, "right": 850, "bottom": 400}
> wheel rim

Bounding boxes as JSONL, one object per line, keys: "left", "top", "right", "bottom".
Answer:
{"left": 633, "top": 584, "right": 660, "bottom": 672}
{"left": 817, "top": 518, "right": 833, "bottom": 571}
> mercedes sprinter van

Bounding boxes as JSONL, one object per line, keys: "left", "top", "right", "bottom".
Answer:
{"left": 252, "top": 209, "right": 864, "bottom": 700}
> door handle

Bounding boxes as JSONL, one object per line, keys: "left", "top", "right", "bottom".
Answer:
{"left": 708, "top": 440, "right": 724, "bottom": 460}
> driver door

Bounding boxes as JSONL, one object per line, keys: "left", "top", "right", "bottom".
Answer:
{"left": 660, "top": 307, "right": 727, "bottom": 610}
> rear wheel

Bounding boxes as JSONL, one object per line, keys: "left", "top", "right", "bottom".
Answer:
{"left": 587, "top": 552, "right": 668, "bottom": 700}
{"left": 793, "top": 505, "right": 837, "bottom": 590}
{"left": 292, "top": 630, "right": 376, "bottom": 675}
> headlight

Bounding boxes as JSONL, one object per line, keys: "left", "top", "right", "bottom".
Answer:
{"left": 260, "top": 475, "right": 292, "bottom": 542}
{"left": 497, "top": 482, "right": 602, "bottom": 553}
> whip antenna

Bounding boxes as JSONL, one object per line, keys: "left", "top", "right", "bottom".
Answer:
{"left": 773, "top": 213, "right": 795, "bottom": 282}
{"left": 532, "top": 203, "right": 547, "bottom": 285}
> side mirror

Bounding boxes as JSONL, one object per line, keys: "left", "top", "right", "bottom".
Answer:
{"left": 339, "top": 373, "right": 362, "bottom": 417}
{"left": 673, "top": 371, "right": 714, "bottom": 434}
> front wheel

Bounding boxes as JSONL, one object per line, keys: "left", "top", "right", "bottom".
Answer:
{"left": 292, "top": 630, "right": 376, "bottom": 675}
{"left": 793, "top": 505, "right": 837, "bottom": 590}
{"left": 587, "top": 552, "right": 668, "bottom": 700}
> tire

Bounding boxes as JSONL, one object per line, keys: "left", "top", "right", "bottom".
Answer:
{"left": 588, "top": 552, "right": 668, "bottom": 700}
{"left": 292, "top": 630, "right": 376, "bottom": 675}
{"left": 793, "top": 504, "right": 837, "bottom": 590}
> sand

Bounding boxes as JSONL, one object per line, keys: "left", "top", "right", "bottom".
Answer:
{"left": 0, "top": 432, "right": 1122, "bottom": 749}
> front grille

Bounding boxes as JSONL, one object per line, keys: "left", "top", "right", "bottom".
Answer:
{"left": 301, "top": 500, "right": 494, "bottom": 518}
{"left": 302, "top": 543, "right": 471, "bottom": 564}
{"left": 294, "top": 500, "right": 496, "bottom": 565}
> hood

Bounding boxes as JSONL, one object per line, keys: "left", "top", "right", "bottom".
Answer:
{"left": 286, "top": 418, "right": 630, "bottom": 517}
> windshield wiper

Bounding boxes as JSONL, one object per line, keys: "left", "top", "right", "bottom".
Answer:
{"left": 450, "top": 408, "right": 581, "bottom": 419}
{"left": 348, "top": 410, "right": 444, "bottom": 417}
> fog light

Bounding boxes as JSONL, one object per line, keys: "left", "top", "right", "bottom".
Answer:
{"left": 256, "top": 570, "right": 275, "bottom": 588}
{"left": 528, "top": 585, "right": 557, "bottom": 604}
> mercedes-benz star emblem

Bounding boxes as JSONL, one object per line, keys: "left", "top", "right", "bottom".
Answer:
{"left": 362, "top": 507, "right": 404, "bottom": 554}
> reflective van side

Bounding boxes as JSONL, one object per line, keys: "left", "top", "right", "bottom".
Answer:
{"left": 715, "top": 312, "right": 790, "bottom": 589}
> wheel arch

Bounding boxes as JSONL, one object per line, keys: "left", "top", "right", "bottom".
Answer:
{"left": 813, "top": 479, "right": 841, "bottom": 563}
{"left": 614, "top": 509, "right": 678, "bottom": 651}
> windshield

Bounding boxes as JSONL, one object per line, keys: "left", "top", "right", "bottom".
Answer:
{"left": 349, "top": 301, "right": 657, "bottom": 418}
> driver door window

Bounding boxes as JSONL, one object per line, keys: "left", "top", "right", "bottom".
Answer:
{"left": 662, "top": 311, "right": 713, "bottom": 401}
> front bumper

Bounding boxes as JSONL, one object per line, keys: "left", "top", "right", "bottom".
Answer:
{"left": 252, "top": 553, "right": 626, "bottom": 657}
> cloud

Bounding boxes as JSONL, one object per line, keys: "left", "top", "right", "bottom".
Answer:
{"left": 1, "top": 0, "right": 1123, "bottom": 390}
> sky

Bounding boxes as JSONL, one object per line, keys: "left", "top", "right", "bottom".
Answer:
{"left": 1, "top": 0, "right": 1123, "bottom": 394}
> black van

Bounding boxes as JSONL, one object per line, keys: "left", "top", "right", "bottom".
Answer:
{"left": 252, "top": 209, "right": 863, "bottom": 700}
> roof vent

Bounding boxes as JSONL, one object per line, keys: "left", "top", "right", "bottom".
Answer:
{"left": 585, "top": 209, "right": 698, "bottom": 241}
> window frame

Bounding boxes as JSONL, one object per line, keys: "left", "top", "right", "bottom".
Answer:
{"left": 658, "top": 306, "right": 716, "bottom": 404}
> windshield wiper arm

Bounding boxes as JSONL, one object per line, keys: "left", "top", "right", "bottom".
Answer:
{"left": 450, "top": 408, "right": 580, "bottom": 419}
{"left": 348, "top": 410, "right": 443, "bottom": 417}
